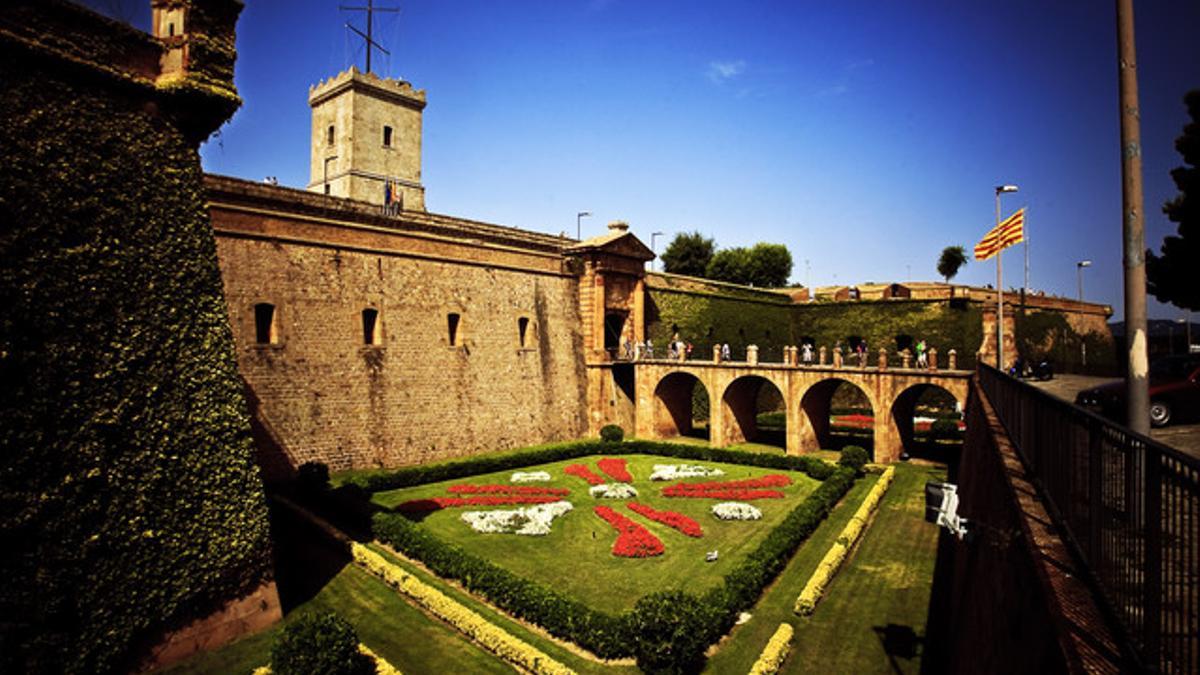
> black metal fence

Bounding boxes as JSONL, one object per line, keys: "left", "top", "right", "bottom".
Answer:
{"left": 978, "top": 365, "right": 1198, "bottom": 673}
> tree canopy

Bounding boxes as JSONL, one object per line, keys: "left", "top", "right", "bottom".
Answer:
{"left": 937, "top": 245, "right": 968, "bottom": 282}
{"left": 660, "top": 231, "right": 714, "bottom": 277}
{"left": 704, "top": 243, "right": 793, "bottom": 287}
{"left": 1147, "top": 89, "right": 1200, "bottom": 311}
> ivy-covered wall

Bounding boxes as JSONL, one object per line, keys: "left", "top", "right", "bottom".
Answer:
{"left": 0, "top": 7, "right": 271, "bottom": 674}
{"left": 1014, "top": 307, "right": 1116, "bottom": 374}
{"left": 645, "top": 276, "right": 794, "bottom": 362}
{"left": 792, "top": 300, "right": 984, "bottom": 369}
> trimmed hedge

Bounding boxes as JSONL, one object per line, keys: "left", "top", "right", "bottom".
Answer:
{"left": 369, "top": 444, "right": 856, "bottom": 664}
{"left": 270, "top": 612, "right": 375, "bottom": 675}
{"left": 349, "top": 439, "right": 835, "bottom": 494}
{"left": 599, "top": 424, "right": 625, "bottom": 443}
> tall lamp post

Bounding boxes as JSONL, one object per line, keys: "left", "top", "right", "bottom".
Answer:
{"left": 1076, "top": 260, "right": 1092, "bottom": 300}
{"left": 994, "top": 184, "right": 1019, "bottom": 369}
{"left": 576, "top": 211, "right": 591, "bottom": 240}
{"left": 650, "top": 231, "right": 664, "bottom": 271}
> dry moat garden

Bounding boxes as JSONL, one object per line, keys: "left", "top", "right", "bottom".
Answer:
{"left": 162, "top": 434, "right": 950, "bottom": 675}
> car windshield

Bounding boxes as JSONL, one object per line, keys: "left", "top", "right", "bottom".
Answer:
{"left": 1149, "top": 356, "right": 1200, "bottom": 379}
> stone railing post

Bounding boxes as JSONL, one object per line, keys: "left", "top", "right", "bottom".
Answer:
{"left": 788, "top": 346, "right": 798, "bottom": 366}
{"left": 928, "top": 347, "right": 939, "bottom": 371}
{"left": 877, "top": 347, "right": 887, "bottom": 370}
{"left": 901, "top": 349, "right": 912, "bottom": 369}
{"left": 819, "top": 346, "right": 827, "bottom": 366}
{"left": 747, "top": 345, "right": 759, "bottom": 365}
{"left": 948, "top": 349, "right": 957, "bottom": 370}
{"left": 713, "top": 344, "right": 722, "bottom": 364}
{"left": 832, "top": 346, "right": 842, "bottom": 369}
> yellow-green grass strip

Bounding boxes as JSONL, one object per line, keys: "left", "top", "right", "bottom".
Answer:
{"left": 794, "top": 466, "right": 895, "bottom": 615}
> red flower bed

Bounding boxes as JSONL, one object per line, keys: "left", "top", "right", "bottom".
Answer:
{"left": 662, "top": 475, "right": 790, "bottom": 500}
{"left": 447, "top": 484, "right": 569, "bottom": 496}
{"left": 626, "top": 502, "right": 702, "bottom": 537}
{"left": 594, "top": 506, "right": 664, "bottom": 557}
{"left": 597, "top": 457, "right": 633, "bottom": 483}
{"left": 664, "top": 488, "right": 785, "bottom": 500}
{"left": 831, "top": 414, "right": 874, "bottom": 429}
{"left": 395, "top": 495, "right": 561, "bottom": 513}
{"left": 565, "top": 464, "right": 606, "bottom": 485}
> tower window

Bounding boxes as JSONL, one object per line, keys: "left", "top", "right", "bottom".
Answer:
{"left": 327, "top": 125, "right": 335, "bottom": 145}
{"left": 448, "top": 313, "right": 461, "bottom": 347}
{"left": 362, "top": 308, "right": 381, "bottom": 345}
{"left": 254, "top": 303, "right": 277, "bottom": 344}
{"left": 518, "top": 317, "right": 530, "bottom": 347}
{"left": 168, "top": 22, "right": 175, "bottom": 37}
{"left": 382, "top": 126, "right": 393, "bottom": 147}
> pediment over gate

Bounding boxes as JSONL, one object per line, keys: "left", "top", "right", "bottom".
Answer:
{"left": 564, "top": 222, "right": 655, "bottom": 276}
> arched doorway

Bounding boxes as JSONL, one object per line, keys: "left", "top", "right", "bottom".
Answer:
{"left": 800, "top": 379, "right": 875, "bottom": 456}
{"left": 719, "top": 375, "right": 787, "bottom": 451}
{"left": 891, "top": 384, "right": 963, "bottom": 465}
{"left": 652, "top": 372, "right": 711, "bottom": 440}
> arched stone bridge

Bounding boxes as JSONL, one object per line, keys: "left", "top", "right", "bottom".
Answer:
{"left": 631, "top": 360, "right": 972, "bottom": 463}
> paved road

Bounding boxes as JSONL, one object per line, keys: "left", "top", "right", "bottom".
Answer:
{"left": 1030, "top": 374, "right": 1200, "bottom": 460}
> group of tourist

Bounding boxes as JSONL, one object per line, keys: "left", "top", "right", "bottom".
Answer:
{"left": 618, "top": 334, "right": 933, "bottom": 368}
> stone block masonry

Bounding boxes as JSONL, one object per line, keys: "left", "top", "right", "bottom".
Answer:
{"left": 209, "top": 176, "right": 588, "bottom": 473}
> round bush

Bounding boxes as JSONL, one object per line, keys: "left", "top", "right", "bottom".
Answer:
{"left": 838, "top": 446, "right": 869, "bottom": 472}
{"left": 628, "top": 591, "right": 710, "bottom": 674}
{"left": 270, "top": 612, "right": 375, "bottom": 675}
{"left": 297, "top": 461, "right": 331, "bottom": 495}
{"left": 930, "top": 418, "right": 962, "bottom": 441}
{"left": 600, "top": 424, "right": 625, "bottom": 443}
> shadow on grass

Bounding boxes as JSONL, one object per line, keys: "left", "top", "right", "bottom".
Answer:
{"left": 873, "top": 623, "right": 924, "bottom": 674}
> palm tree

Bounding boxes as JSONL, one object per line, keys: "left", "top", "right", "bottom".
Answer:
{"left": 937, "top": 246, "right": 968, "bottom": 282}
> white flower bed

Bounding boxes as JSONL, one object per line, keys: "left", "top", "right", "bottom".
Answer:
{"left": 589, "top": 483, "right": 638, "bottom": 499}
{"left": 649, "top": 464, "right": 726, "bottom": 481}
{"left": 461, "top": 501, "right": 573, "bottom": 536}
{"left": 510, "top": 471, "right": 551, "bottom": 483}
{"left": 712, "top": 502, "right": 762, "bottom": 521}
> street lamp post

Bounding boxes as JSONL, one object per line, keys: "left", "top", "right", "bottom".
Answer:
{"left": 1076, "top": 260, "right": 1092, "bottom": 301}
{"left": 994, "top": 184, "right": 1019, "bottom": 369}
{"left": 650, "top": 231, "right": 664, "bottom": 271}
{"left": 576, "top": 211, "right": 592, "bottom": 240}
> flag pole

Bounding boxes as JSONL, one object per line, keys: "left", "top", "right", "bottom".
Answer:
{"left": 995, "top": 191, "right": 1004, "bottom": 370}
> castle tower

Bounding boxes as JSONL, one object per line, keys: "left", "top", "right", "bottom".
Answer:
{"left": 307, "top": 67, "right": 426, "bottom": 211}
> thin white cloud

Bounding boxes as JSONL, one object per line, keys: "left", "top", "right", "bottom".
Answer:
{"left": 707, "top": 60, "right": 746, "bottom": 84}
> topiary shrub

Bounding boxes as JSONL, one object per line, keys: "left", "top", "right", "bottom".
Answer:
{"left": 628, "top": 591, "right": 711, "bottom": 674}
{"left": 600, "top": 424, "right": 625, "bottom": 443}
{"left": 270, "top": 612, "right": 375, "bottom": 675}
{"left": 838, "top": 446, "right": 869, "bottom": 472}
{"left": 297, "top": 461, "right": 331, "bottom": 496}
{"left": 930, "top": 419, "right": 962, "bottom": 442}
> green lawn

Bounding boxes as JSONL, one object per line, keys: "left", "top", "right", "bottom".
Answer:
{"left": 370, "top": 454, "right": 820, "bottom": 614}
{"left": 703, "top": 463, "right": 943, "bottom": 674}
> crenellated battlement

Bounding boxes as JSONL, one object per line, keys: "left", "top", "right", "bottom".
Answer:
{"left": 308, "top": 66, "right": 426, "bottom": 109}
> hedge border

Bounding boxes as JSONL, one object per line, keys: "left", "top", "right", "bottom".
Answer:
{"left": 366, "top": 442, "right": 856, "bottom": 661}
{"left": 794, "top": 465, "right": 895, "bottom": 615}
{"left": 748, "top": 623, "right": 795, "bottom": 675}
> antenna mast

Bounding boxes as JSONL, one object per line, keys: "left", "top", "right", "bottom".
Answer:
{"left": 340, "top": 0, "right": 399, "bottom": 73}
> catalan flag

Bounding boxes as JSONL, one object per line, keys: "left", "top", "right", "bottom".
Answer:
{"left": 974, "top": 208, "right": 1025, "bottom": 261}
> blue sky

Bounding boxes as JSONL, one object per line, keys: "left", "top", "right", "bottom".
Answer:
{"left": 90, "top": 1, "right": 1200, "bottom": 320}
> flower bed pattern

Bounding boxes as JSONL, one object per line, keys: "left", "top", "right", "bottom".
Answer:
{"left": 510, "top": 471, "right": 551, "bottom": 483}
{"left": 564, "top": 463, "right": 605, "bottom": 485}
{"left": 447, "top": 484, "right": 569, "bottom": 496}
{"left": 649, "top": 464, "right": 725, "bottom": 481}
{"left": 594, "top": 505, "right": 664, "bottom": 557}
{"left": 589, "top": 483, "right": 638, "bottom": 499}
{"left": 597, "top": 457, "right": 633, "bottom": 482}
{"left": 626, "top": 502, "right": 703, "bottom": 537}
{"left": 663, "top": 474, "right": 791, "bottom": 501}
{"left": 461, "top": 501, "right": 574, "bottom": 536}
{"left": 711, "top": 502, "right": 763, "bottom": 521}
{"left": 396, "top": 495, "right": 562, "bottom": 513}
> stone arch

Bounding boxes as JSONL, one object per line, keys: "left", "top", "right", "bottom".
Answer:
{"left": 718, "top": 375, "right": 786, "bottom": 447}
{"left": 891, "top": 383, "right": 964, "bottom": 461}
{"left": 652, "top": 371, "right": 711, "bottom": 439}
{"left": 799, "top": 377, "right": 876, "bottom": 455}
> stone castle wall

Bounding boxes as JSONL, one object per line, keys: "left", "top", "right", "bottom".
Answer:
{"left": 208, "top": 177, "right": 588, "bottom": 474}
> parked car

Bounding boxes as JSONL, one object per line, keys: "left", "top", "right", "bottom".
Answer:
{"left": 1075, "top": 354, "right": 1200, "bottom": 427}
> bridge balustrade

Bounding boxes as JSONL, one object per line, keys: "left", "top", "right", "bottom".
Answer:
{"left": 978, "top": 364, "right": 1199, "bottom": 673}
